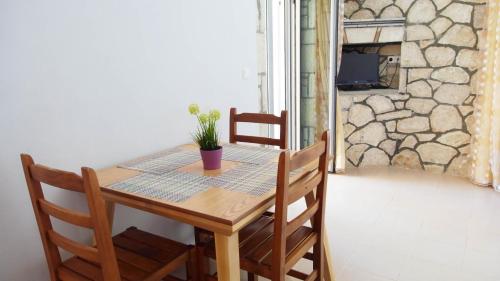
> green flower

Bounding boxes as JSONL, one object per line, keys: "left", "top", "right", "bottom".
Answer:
{"left": 188, "top": 103, "right": 200, "bottom": 115}
{"left": 209, "top": 109, "right": 221, "bottom": 121}
{"left": 199, "top": 113, "right": 208, "bottom": 123}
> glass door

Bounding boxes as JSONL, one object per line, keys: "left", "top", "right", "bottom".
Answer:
{"left": 267, "top": 0, "right": 340, "bottom": 168}
{"left": 296, "top": 0, "right": 340, "bottom": 171}
{"left": 297, "top": 0, "right": 338, "bottom": 150}
{"left": 299, "top": 0, "right": 317, "bottom": 149}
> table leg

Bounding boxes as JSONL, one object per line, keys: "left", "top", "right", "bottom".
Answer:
{"left": 214, "top": 232, "right": 240, "bottom": 281}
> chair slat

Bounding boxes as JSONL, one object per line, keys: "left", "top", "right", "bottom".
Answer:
{"left": 286, "top": 200, "right": 319, "bottom": 237}
{"left": 260, "top": 226, "right": 313, "bottom": 267}
{"left": 57, "top": 266, "right": 93, "bottom": 281}
{"left": 47, "top": 230, "right": 99, "bottom": 263}
{"left": 229, "top": 107, "right": 288, "bottom": 149}
{"left": 303, "top": 252, "right": 314, "bottom": 261}
{"left": 30, "top": 164, "right": 84, "bottom": 192}
{"left": 284, "top": 233, "right": 318, "bottom": 273}
{"left": 235, "top": 113, "right": 283, "bottom": 124}
{"left": 287, "top": 170, "right": 322, "bottom": 204}
{"left": 234, "top": 135, "right": 282, "bottom": 147}
{"left": 289, "top": 141, "right": 326, "bottom": 171}
{"left": 287, "top": 269, "right": 309, "bottom": 280}
{"left": 114, "top": 246, "right": 162, "bottom": 273}
{"left": 120, "top": 227, "right": 189, "bottom": 258}
{"left": 199, "top": 131, "right": 330, "bottom": 281}
{"left": 116, "top": 259, "right": 149, "bottom": 281}
{"left": 304, "top": 269, "right": 318, "bottom": 281}
{"left": 22, "top": 154, "right": 193, "bottom": 281}
{"left": 38, "top": 199, "right": 93, "bottom": 229}
{"left": 62, "top": 258, "right": 103, "bottom": 281}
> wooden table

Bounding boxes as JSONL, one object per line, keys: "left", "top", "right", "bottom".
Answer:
{"left": 96, "top": 144, "right": 335, "bottom": 281}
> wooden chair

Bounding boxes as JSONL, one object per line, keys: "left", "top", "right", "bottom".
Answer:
{"left": 229, "top": 107, "right": 288, "bottom": 149}
{"left": 193, "top": 108, "right": 290, "bottom": 272}
{"left": 21, "top": 154, "right": 197, "bottom": 281}
{"left": 201, "top": 131, "right": 331, "bottom": 281}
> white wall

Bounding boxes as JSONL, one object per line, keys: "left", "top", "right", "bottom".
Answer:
{"left": 0, "top": 1, "right": 259, "bottom": 280}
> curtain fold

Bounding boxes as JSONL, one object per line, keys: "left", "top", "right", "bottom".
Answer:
{"left": 315, "top": 0, "right": 345, "bottom": 171}
{"left": 315, "top": 0, "right": 331, "bottom": 142}
{"left": 470, "top": 0, "right": 500, "bottom": 190}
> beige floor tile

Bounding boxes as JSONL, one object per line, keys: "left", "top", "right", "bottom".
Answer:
{"left": 325, "top": 167, "right": 500, "bottom": 281}
{"left": 240, "top": 167, "right": 500, "bottom": 280}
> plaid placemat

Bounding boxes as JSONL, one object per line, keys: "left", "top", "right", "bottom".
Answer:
{"left": 221, "top": 143, "right": 281, "bottom": 165}
{"left": 109, "top": 170, "right": 210, "bottom": 202}
{"left": 119, "top": 149, "right": 200, "bottom": 175}
{"left": 213, "top": 162, "right": 278, "bottom": 196}
{"left": 111, "top": 144, "right": 304, "bottom": 202}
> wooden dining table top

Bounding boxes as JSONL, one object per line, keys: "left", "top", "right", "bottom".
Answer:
{"left": 95, "top": 143, "right": 292, "bottom": 235}
{"left": 95, "top": 142, "right": 335, "bottom": 281}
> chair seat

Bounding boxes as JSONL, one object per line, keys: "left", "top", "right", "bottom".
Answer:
{"left": 57, "top": 227, "right": 192, "bottom": 281}
{"left": 204, "top": 214, "right": 314, "bottom": 279}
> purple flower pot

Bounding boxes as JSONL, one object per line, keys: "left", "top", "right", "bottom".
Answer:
{"left": 200, "top": 147, "right": 223, "bottom": 170}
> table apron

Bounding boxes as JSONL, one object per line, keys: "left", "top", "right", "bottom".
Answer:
{"left": 101, "top": 191, "right": 274, "bottom": 236}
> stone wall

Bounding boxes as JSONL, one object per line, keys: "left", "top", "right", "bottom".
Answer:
{"left": 341, "top": 0, "right": 486, "bottom": 176}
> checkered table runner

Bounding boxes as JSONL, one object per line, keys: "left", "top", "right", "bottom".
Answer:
{"left": 221, "top": 143, "right": 281, "bottom": 164}
{"left": 110, "top": 144, "right": 299, "bottom": 202}
{"left": 118, "top": 149, "right": 200, "bottom": 175}
{"left": 109, "top": 170, "right": 211, "bottom": 202}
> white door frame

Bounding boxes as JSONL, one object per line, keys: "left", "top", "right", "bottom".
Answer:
{"left": 268, "top": 0, "right": 340, "bottom": 169}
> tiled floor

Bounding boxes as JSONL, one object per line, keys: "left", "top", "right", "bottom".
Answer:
{"left": 326, "top": 167, "right": 500, "bottom": 281}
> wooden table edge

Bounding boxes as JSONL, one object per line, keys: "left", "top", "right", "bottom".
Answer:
{"left": 101, "top": 187, "right": 276, "bottom": 235}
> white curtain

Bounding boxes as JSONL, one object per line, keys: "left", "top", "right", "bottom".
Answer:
{"left": 470, "top": 0, "right": 500, "bottom": 190}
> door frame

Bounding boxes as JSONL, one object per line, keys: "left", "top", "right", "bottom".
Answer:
{"left": 267, "top": 0, "right": 341, "bottom": 173}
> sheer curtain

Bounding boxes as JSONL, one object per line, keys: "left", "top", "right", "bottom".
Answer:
{"left": 315, "top": 0, "right": 331, "bottom": 143}
{"left": 470, "top": 0, "right": 500, "bottom": 190}
{"left": 314, "top": 0, "right": 345, "bottom": 171}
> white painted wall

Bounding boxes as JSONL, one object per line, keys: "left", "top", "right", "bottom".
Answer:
{"left": 0, "top": 1, "right": 259, "bottom": 280}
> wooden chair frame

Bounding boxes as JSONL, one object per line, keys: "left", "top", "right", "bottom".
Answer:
{"left": 200, "top": 131, "right": 330, "bottom": 281}
{"left": 21, "top": 154, "right": 122, "bottom": 281}
{"left": 21, "top": 154, "right": 195, "bottom": 281}
{"left": 269, "top": 130, "right": 330, "bottom": 281}
{"left": 229, "top": 107, "right": 288, "bottom": 149}
{"left": 194, "top": 107, "right": 289, "bottom": 274}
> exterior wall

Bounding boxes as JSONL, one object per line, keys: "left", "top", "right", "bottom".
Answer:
{"left": 301, "top": 0, "right": 318, "bottom": 148}
{"left": 341, "top": 0, "right": 486, "bottom": 176}
{"left": 257, "top": 0, "right": 272, "bottom": 138}
{"left": 257, "top": 0, "right": 269, "bottom": 115}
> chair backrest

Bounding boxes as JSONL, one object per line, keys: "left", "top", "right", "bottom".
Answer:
{"left": 272, "top": 131, "right": 330, "bottom": 281}
{"left": 229, "top": 107, "right": 288, "bottom": 149}
{"left": 20, "top": 154, "right": 121, "bottom": 281}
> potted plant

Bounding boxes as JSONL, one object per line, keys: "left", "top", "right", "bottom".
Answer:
{"left": 188, "top": 103, "right": 222, "bottom": 170}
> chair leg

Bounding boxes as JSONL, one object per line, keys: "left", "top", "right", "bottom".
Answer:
{"left": 186, "top": 247, "right": 199, "bottom": 281}
{"left": 194, "top": 227, "right": 203, "bottom": 244}
{"left": 247, "top": 272, "right": 256, "bottom": 281}
{"left": 196, "top": 245, "right": 210, "bottom": 281}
